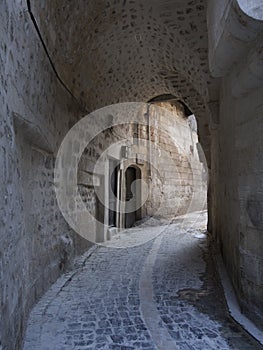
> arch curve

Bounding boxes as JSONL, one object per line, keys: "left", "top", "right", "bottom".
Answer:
{"left": 236, "top": 0, "right": 263, "bottom": 20}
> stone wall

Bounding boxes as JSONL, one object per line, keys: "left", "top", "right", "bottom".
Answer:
{"left": 0, "top": 2, "right": 91, "bottom": 349}
{"left": 77, "top": 102, "right": 207, "bottom": 242}
{"left": 146, "top": 102, "right": 207, "bottom": 218}
{"left": 29, "top": 0, "right": 215, "bottom": 163}
{"left": 212, "top": 79, "right": 263, "bottom": 330}
{"left": 208, "top": 0, "right": 263, "bottom": 330}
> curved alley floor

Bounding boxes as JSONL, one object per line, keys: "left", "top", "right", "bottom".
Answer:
{"left": 23, "top": 211, "right": 262, "bottom": 350}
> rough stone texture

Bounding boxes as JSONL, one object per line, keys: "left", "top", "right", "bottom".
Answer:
{"left": 23, "top": 241, "right": 156, "bottom": 350}
{"left": 0, "top": 1, "right": 91, "bottom": 349}
{"left": 77, "top": 102, "right": 207, "bottom": 240}
{"left": 212, "top": 80, "right": 263, "bottom": 330}
{"left": 208, "top": 0, "right": 263, "bottom": 332}
{"left": 146, "top": 103, "right": 207, "bottom": 218}
{"left": 0, "top": 3, "right": 207, "bottom": 348}
{"left": 23, "top": 212, "right": 262, "bottom": 350}
{"left": 2, "top": 0, "right": 263, "bottom": 348}
{"left": 29, "top": 0, "right": 220, "bottom": 162}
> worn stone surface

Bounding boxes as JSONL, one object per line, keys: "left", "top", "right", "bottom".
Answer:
{"left": 23, "top": 239, "right": 156, "bottom": 350}
{"left": 30, "top": 0, "right": 219, "bottom": 161}
{"left": 0, "top": 1, "right": 90, "bottom": 349}
{"left": 212, "top": 79, "right": 263, "bottom": 330}
{"left": 77, "top": 102, "right": 207, "bottom": 240}
{"left": 0, "top": 2, "right": 207, "bottom": 345}
{"left": 208, "top": 0, "right": 263, "bottom": 331}
{"left": 153, "top": 212, "right": 262, "bottom": 350}
{"left": 23, "top": 212, "right": 262, "bottom": 350}
{"left": 2, "top": 0, "right": 263, "bottom": 348}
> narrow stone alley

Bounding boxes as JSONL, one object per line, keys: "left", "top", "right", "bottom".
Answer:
{"left": 23, "top": 212, "right": 262, "bottom": 350}
{"left": 2, "top": 1, "right": 263, "bottom": 349}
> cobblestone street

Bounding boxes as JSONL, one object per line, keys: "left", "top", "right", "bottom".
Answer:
{"left": 23, "top": 212, "right": 262, "bottom": 350}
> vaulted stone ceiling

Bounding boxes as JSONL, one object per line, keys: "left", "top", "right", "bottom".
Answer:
{"left": 30, "top": 0, "right": 219, "bottom": 162}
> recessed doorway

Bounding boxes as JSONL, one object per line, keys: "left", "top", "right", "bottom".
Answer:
{"left": 125, "top": 165, "right": 142, "bottom": 228}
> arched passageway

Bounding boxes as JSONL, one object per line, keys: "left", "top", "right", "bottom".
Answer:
{"left": 1, "top": 0, "right": 263, "bottom": 349}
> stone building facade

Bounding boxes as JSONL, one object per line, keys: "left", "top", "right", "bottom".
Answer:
{"left": 77, "top": 102, "right": 207, "bottom": 243}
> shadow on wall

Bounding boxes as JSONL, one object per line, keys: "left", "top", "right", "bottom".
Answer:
{"left": 246, "top": 193, "right": 263, "bottom": 230}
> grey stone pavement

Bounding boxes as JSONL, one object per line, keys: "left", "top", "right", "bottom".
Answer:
{"left": 23, "top": 211, "right": 263, "bottom": 350}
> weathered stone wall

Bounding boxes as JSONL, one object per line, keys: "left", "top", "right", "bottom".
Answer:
{"left": 208, "top": 0, "right": 263, "bottom": 331}
{"left": 213, "top": 79, "right": 263, "bottom": 330}
{"left": 29, "top": 0, "right": 216, "bottom": 164}
{"left": 0, "top": 2, "right": 91, "bottom": 349}
{"left": 146, "top": 103, "right": 207, "bottom": 218}
{"left": 77, "top": 102, "right": 207, "bottom": 239}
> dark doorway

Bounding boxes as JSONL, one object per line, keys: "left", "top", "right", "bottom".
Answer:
{"left": 125, "top": 166, "right": 141, "bottom": 228}
{"left": 109, "top": 159, "right": 118, "bottom": 227}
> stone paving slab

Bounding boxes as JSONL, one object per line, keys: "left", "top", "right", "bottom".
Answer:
{"left": 23, "top": 211, "right": 263, "bottom": 350}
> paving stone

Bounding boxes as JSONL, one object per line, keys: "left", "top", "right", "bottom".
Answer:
{"left": 23, "top": 212, "right": 263, "bottom": 350}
